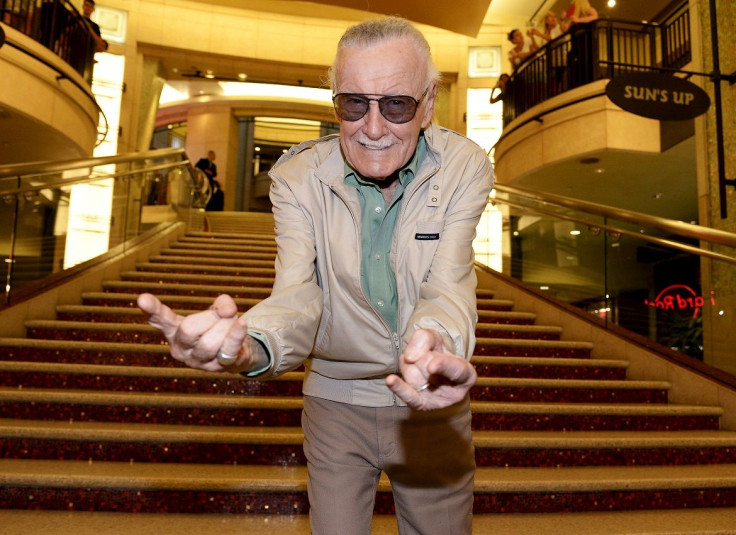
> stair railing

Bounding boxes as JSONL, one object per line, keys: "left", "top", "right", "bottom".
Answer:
{"left": 0, "top": 148, "right": 207, "bottom": 304}
{"left": 486, "top": 182, "right": 736, "bottom": 381}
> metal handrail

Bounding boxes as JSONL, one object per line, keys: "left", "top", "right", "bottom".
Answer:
{"left": 495, "top": 196, "right": 736, "bottom": 265}
{"left": 0, "top": 148, "right": 189, "bottom": 182}
{"left": 493, "top": 182, "right": 736, "bottom": 249}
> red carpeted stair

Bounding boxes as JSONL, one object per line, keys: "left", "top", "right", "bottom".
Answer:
{"left": 1, "top": 217, "right": 736, "bottom": 532}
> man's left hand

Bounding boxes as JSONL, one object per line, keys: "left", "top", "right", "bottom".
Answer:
{"left": 386, "top": 329, "right": 477, "bottom": 410}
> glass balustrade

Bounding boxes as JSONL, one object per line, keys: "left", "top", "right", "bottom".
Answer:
{"left": 485, "top": 185, "right": 736, "bottom": 380}
{"left": 0, "top": 149, "right": 206, "bottom": 304}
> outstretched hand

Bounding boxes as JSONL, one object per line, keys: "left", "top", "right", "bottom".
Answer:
{"left": 386, "top": 329, "right": 477, "bottom": 411}
{"left": 137, "top": 292, "right": 262, "bottom": 373}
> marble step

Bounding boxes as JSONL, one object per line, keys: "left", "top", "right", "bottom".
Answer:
{"left": 475, "top": 322, "right": 562, "bottom": 340}
{"left": 101, "top": 281, "right": 273, "bottom": 300}
{"left": 167, "top": 242, "right": 277, "bottom": 254}
{"left": 0, "top": 337, "right": 626, "bottom": 379}
{"left": 79, "top": 291, "right": 262, "bottom": 311}
{"left": 55, "top": 303, "right": 536, "bottom": 326}
{"left": 0, "top": 359, "right": 666, "bottom": 403}
{"left": 474, "top": 336, "right": 593, "bottom": 358}
{"left": 0, "top": 338, "right": 621, "bottom": 380}
{"left": 147, "top": 254, "right": 275, "bottom": 268}
{"left": 134, "top": 262, "right": 276, "bottom": 277}
{"left": 159, "top": 247, "right": 277, "bottom": 261}
{"left": 3, "top": 509, "right": 736, "bottom": 535}
{"left": 3, "top": 418, "right": 734, "bottom": 467}
{"left": 0, "top": 387, "right": 721, "bottom": 431}
{"left": 178, "top": 234, "right": 277, "bottom": 245}
{"left": 472, "top": 355, "right": 627, "bottom": 380}
{"left": 120, "top": 271, "right": 275, "bottom": 286}
{"left": 24, "top": 319, "right": 562, "bottom": 345}
{"left": 1, "top": 459, "right": 735, "bottom": 514}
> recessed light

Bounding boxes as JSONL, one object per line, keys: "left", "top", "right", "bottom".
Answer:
{"left": 570, "top": 230, "right": 581, "bottom": 236}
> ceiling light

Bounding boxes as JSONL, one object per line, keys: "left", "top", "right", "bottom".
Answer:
{"left": 570, "top": 230, "right": 581, "bottom": 236}
{"left": 607, "top": 0, "right": 616, "bottom": 7}
{"left": 540, "top": 286, "right": 549, "bottom": 291}
{"left": 238, "top": 73, "right": 247, "bottom": 81}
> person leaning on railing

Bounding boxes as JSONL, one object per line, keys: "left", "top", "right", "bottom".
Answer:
{"left": 81, "top": 0, "right": 107, "bottom": 52}
{"left": 490, "top": 73, "right": 509, "bottom": 104}
{"left": 529, "top": 11, "right": 563, "bottom": 44}
{"left": 507, "top": 27, "right": 538, "bottom": 71}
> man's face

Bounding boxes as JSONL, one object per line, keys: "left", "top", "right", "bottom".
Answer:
{"left": 334, "top": 38, "right": 435, "bottom": 181}
{"left": 83, "top": 1, "right": 94, "bottom": 16}
{"left": 208, "top": 151, "right": 216, "bottom": 162}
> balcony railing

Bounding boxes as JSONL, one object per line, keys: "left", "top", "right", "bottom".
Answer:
{"left": 1, "top": 0, "right": 96, "bottom": 81}
{"left": 503, "top": 10, "right": 692, "bottom": 125}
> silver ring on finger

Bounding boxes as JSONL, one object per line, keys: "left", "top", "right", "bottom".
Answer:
{"left": 216, "top": 349, "right": 238, "bottom": 367}
{"left": 417, "top": 382, "right": 432, "bottom": 392}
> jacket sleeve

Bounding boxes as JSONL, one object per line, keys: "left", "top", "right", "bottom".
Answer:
{"left": 242, "top": 164, "right": 324, "bottom": 379}
{"left": 406, "top": 144, "right": 494, "bottom": 359}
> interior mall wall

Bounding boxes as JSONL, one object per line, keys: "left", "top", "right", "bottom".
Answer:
{"left": 96, "top": 0, "right": 514, "bottom": 163}
{"left": 691, "top": 0, "right": 736, "bottom": 372}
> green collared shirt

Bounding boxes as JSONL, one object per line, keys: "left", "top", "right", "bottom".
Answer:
{"left": 344, "top": 135, "right": 427, "bottom": 331}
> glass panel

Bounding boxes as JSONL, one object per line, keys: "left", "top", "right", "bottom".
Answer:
{"left": 0, "top": 150, "right": 198, "bottom": 303}
{"left": 481, "top": 187, "right": 736, "bottom": 381}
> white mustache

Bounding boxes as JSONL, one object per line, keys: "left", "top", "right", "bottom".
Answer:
{"left": 355, "top": 134, "right": 396, "bottom": 150}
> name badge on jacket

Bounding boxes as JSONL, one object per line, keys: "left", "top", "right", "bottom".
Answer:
{"left": 415, "top": 233, "right": 440, "bottom": 240}
{"left": 415, "top": 220, "right": 443, "bottom": 241}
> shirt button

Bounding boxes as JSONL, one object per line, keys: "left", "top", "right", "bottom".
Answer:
{"left": 375, "top": 254, "right": 381, "bottom": 261}
{"left": 433, "top": 185, "right": 439, "bottom": 190}
{"left": 374, "top": 206, "right": 382, "bottom": 214}
{"left": 376, "top": 300, "right": 385, "bottom": 307}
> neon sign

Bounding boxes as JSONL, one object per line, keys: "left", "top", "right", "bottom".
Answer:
{"left": 644, "top": 284, "right": 716, "bottom": 318}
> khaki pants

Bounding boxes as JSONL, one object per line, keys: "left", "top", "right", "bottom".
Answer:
{"left": 302, "top": 395, "right": 475, "bottom": 535}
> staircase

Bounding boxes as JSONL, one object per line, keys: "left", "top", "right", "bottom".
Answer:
{"left": 1, "top": 214, "right": 736, "bottom": 534}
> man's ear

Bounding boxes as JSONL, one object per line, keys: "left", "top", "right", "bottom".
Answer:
{"left": 421, "top": 84, "right": 438, "bottom": 129}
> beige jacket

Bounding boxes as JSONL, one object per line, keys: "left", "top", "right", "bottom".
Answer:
{"left": 244, "top": 123, "right": 494, "bottom": 407}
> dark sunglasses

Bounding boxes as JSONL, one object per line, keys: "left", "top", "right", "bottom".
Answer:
{"left": 332, "top": 87, "right": 429, "bottom": 124}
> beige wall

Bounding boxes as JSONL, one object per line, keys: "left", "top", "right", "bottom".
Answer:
{"left": 691, "top": 0, "right": 736, "bottom": 374}
{"left": 95, "top": 0, "right": 514, "bottom": 153}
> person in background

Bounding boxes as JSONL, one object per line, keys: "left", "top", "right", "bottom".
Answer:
{"left": 563, "top": 0, "right": 600, "bottom": 87}
{"left": 507, "top": 27, "right": 538, "bottom": 71}
{"left": 561, "top": 0, "right": 599, "bottom": 30}
{"left": 490, "top": 72, "right": 509, "bottom": 104}
{"left": 529, "top": 11, "right": 563, "bottom": 44}
{"left": 205, "top": 180, "right": 224, "bottom": 211}
{"left": 138, "top": 15, "right": 493, "bottom": 535}
{"left": 195, "top": 150, "right": 217, "bottom": 187}
{"left": 82, "top": 0, "right": 108, "bottom": 52}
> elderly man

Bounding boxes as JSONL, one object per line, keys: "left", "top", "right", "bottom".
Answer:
{"left": 138, "top": 16, "right": 493, "bottom": 535}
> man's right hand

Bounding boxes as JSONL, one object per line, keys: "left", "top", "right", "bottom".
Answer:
{"left": 137, "top": 292, "right": 265, "bottom": 373}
